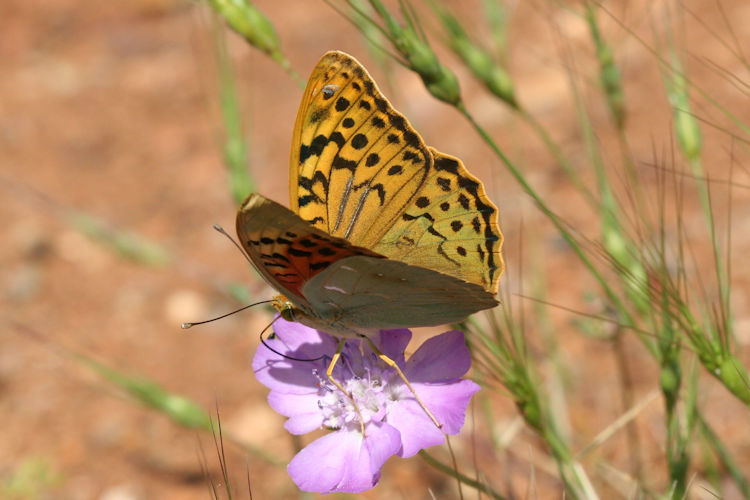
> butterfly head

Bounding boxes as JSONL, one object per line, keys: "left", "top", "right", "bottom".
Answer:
{"left": 271, "top": 295, "right": 299, "bottom": 322}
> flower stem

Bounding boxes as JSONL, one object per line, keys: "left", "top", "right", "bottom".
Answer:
{"left": 418, "top": 450, "right": 507, "bottom": 500}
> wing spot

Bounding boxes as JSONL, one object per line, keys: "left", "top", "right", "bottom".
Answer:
{"left": 318, "top": 247, "right": 337, "bottom": 256}
{"left": 332, "top": 156, "right": 357, "bottom": 172}
{"left": 342, "top": 117, "right": 355, "bottom": 128}
{"left": 457, "top": 246, "right": 467, "bottom": 257}
{"left": 310, "top": 108, "right": 328, "bottom": 123}
{"left": 387, "top": 133, "right": 400, "bottom": 144}
{"left": 297, "top": 239, "right": 317, "bottom": 248}
{"left": 298, "top": 195, "right": 315, "bottom": 207}
{"left": 260, "top": 237, "right": 274, "bottom": 244}
{"left": 389, "top": 114, "right": 405, "bottom": 130}
{"left": 299, "top": 134, "right": 329, "bottom": 163}
{"left": 352, "top": 81, "right": 361, "bottom": 91}
{"left": 359, "top": 100, "right": 371, "bottom": 110}
{"left": 387, "top": 165, "right": 403, "bottom": 175}
{"left": 321, "top": 84, "right": 338, "bottom": 99}
{"left": 335, "top": 97, "right": 350, "bottom": 112}
{"left": 403, "top": 130, "right": 419, "bottom": 148}
{"left": 403, "top": 150, "right": 422, "bottom": 164}
{"left": 329, "top": 131, "right": 346, "bottom": 147}
{"left": 288, "top": 247, "right": 312, "bottom": 257}
{"left": 434, "top": 155, "right": 459, "bottom": 173}
{"left": 375, "top": 98, "right": 388, "bottom": 112}
{"left": 351, "top": 133, "right": 368, "bottom": 149}
{"left": 415, "top": 196, "right": 430, "bottom": 208}
{"left": 371, "top": 116, "right": 386, "bottom": 128}
{"left": 440, "top": 202, "right": 450, "bottom": 211}
{"left": 365, "top": 153, "right": 380, "bottom": 167}
{"left": 451, "top": 220, "right": 463, "bottom": 232}
{"left": 437, "top": 177, "right": 451, "bottom": 192}
{"left": 471, "top": 216, "right": 481, "bottom": 234}
{"left": 458, "top": 193, "right": 470, "bottom": 209}
{"left": 476, "top": 244, "right": 485, "bottom": 261}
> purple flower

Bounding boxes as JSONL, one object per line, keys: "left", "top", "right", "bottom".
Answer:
{"left": 252, "top": 318, "right": 480, "bottom": 494}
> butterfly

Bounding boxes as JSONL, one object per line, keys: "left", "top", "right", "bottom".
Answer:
{"left": 237, "top": 51, "right": 503, "bottom": 339}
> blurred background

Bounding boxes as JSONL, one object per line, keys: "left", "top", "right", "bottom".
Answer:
{"left": 2, "top": 0, "right": 750, "bottom": 498}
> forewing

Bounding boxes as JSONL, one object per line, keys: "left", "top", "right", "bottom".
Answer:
{"left": 290, "top": 51, "right": 433, "bottom": 247}
{"left": 301, "top": 255, "right": 499, "bottom": 330}
{"left": 236, "top": 194, "right": 383, "bottom": 304}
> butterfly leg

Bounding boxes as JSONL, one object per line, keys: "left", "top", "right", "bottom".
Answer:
{"left": 326, "top": 338, "right": 367, "bottom": 436}
{"left": 362, "top": 337, "right": 443, "bottom": 430}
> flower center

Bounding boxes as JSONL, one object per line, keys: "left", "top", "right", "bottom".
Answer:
{"left": 314, "top": 356, "right": 405, "bottom": 431}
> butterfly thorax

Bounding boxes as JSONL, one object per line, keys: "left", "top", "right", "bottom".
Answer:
{"left": 272, "top": 294, "right": 378, "bottom": 340}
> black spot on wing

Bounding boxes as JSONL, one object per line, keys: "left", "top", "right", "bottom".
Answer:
{"left": 299, "top": 134, "right": 329, "bottom": 164}
{"left": 458, "top": 193, "right": 470, "bottom": 210}
{"left": 299, "top": 171, "right": 329, "bottom": 197}
{"left": 365, "top": 153, "right": 380, "bottom": 167}
{"left": 437, "top": 177, "right": 451, "bottom": 192}
{"left": 471, "top": 216, "right": 481, "bottom": 234}
{"left": 375, "top": 98, "right": 388, "bottom": 113}
{"left": 288, "top": 247, "right": 312, "bottom": 258}
{"left": 310, "top": 108, "right": 329, "bottom": 123}
{"left": 415, "top": 196, "right": 430, "bottom": 208}
{"left": 434, "top": 155, "right": 459, "bottom": 173}
{"left": 329, "top": 132, "right": 346, "bottom": 148}
{"left": 335, "top": 97, "right": 349, "bottom": 112}
{"left": 297, "top": 239, "right": 317, "bottom": 248}
{"left": 310, "top": 261, "right": 332, "bottom": 271}
{"left": 332, "top": 156, "right": 357, "bottom": 172}
{"left": 351, "top": 134, "right": 368, "bottom": 149}
{"left": 403, "top": 150, "right": 422, "bottom": 164}
{"left": 387, "top": 165, "right": 403, "bottom": 175}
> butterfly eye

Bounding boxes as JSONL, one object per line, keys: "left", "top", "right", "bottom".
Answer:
{"left": 279, "top": 305, "right": 297, "bottom": 322}
{"left": 320, "top": 84, "right": 338, "bottom": 98}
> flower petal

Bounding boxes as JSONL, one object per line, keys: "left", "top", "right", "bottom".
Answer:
{"left": 410, "top": 380, "right": 480, "bottom": 435}
{"left": 267, "top": 392, "right": 324, "bottom": 434}
{"left": 387, "top": 400, "right": 446, "bottom": 457}
{"left": 405, "top": 330, "right": 471, "bottom": 382}
{"left": 288, "top": 423, "right": 401, "bottom": 493}
{"left": 376, "top": 329, "right": 411, "bottom": 363}
{"left": 252, "top": 320, "right": 337, "bottom": 395}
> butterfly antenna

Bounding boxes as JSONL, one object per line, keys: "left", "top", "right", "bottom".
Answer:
{"left": 213, "top": 224, "right": 254, "bottom": 267}
{"left": 181, "top": 300, "right": 273, "bottom": 329}
{"left": 259, "top": 316, "right": 326, "bottom": 363}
